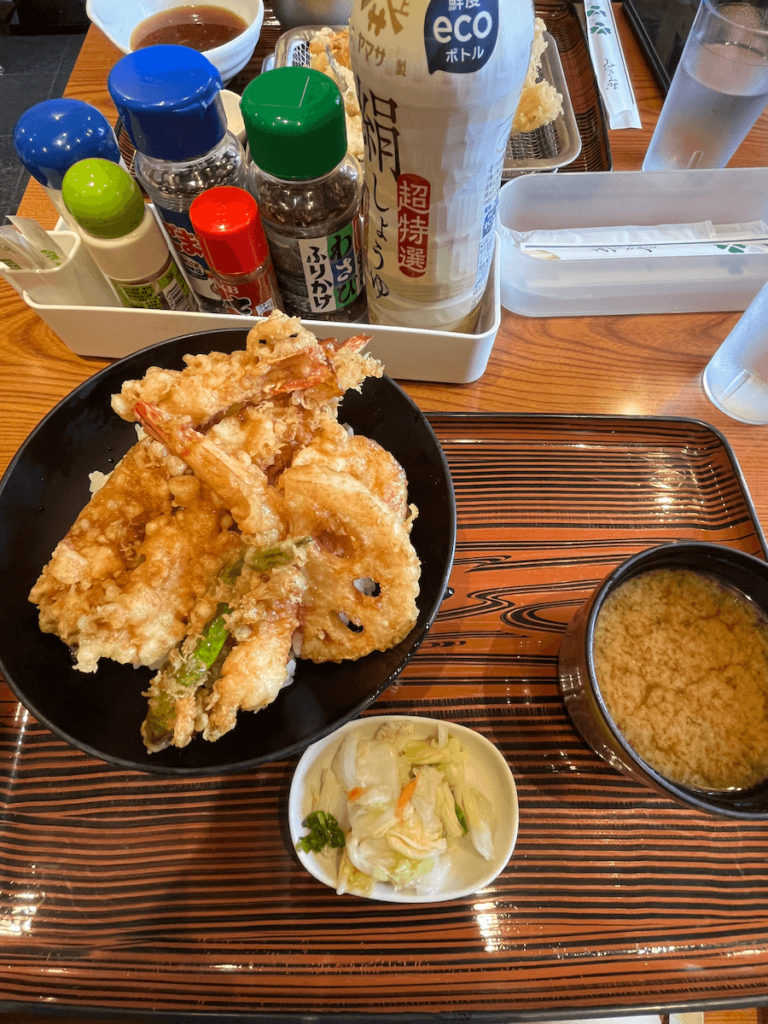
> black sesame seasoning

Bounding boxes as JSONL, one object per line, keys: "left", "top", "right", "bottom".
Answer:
{"left": 248, "top": 159, "right": 368, "bottom": 323}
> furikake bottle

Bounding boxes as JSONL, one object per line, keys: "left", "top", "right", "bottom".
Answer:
{"left": 240, "top": 66, "right": 367, "bottom": 323}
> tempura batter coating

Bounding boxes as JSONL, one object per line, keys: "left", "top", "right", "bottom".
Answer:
{"left": 141, "top": 540, "right": 308, "bottom": 751}
{"left": 291, "top": 422, "right": 412, "bottom": 524}
{"left": 135, "top": 401, "right": 284, "bottom": 543}
{"left": 29, "top": 436, "right": 240, "bottom": 672}
{"left": 281, "top": 464, "right": 420, "bottom": 663}
{"left": 111, "top": 312, "right": 379, "bottom": 427}
{"left": 202, "top": 557, "right": 308, "bottom": 743}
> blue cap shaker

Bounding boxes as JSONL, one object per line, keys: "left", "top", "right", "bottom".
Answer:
{"left": 107, "top": 45, "right": 227, "bottom": 161}
{"left": 13, "top": 98, "right": 121, "bottom": 189}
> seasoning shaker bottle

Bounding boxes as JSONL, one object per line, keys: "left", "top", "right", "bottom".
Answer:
{"left": 189, "top": 186, "right": 282, "bottom": 317}
{"left": 108, "top": 44, "right": 247, "bottom": 314}
{"left": 240, "top": 67, "right": 367, "bottom": 323}
{"left": 61, "top": 158, "right": 196, "bottom": 311}
{"left": 13, "top": 98, "right": 124, "bottom": 231}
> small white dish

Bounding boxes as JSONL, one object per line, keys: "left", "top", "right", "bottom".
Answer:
{"left": 86, "top": 0, "right": 265, "bottom": 85}
{"left": 220, "top": 89, "right": 247, "bottom": 145}
{"left": 288, "top": 714, "right": 519, "bottom": 903}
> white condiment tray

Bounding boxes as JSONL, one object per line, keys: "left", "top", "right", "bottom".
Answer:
{"left": 21, "top": 233, "right": 501, "bottom": 384}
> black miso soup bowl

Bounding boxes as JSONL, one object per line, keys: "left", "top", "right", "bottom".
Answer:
{"left": 558, "top": 541, "right": 768, "bottom": 819}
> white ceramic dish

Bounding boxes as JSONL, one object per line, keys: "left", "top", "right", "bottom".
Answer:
{"left": 288, "top": 714, "right": 519, "bottom": 903}
{"left": 85, "top": 0, "right": 265, "bottom": 84}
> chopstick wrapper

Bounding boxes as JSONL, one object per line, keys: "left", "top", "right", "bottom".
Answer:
{"left": 584, "top": 0, "right": 642, "bottom": 129}
{"left": 513, "top": 220, "right": 768, "bottom": 260}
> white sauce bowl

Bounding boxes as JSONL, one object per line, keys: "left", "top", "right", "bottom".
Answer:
{"left": 86, "top": 0, "right": 265, "bottom": 85}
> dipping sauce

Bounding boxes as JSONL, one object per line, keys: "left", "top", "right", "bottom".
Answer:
{"left": 130, "top": 5, "right": 248, "bottom": 52}
{"left": 593, "top": 567, "right": 768, "bottom": 791}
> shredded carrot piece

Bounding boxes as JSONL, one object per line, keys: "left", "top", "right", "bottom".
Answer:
{"left": 347, "top": 786, "right": 366, "bottom": 802}
{"left": 396, "top": 778, "right": 418, "bottom": 817}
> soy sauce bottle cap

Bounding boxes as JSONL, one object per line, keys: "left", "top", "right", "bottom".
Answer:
{"left": 13, "top": 98, "right": 122, "bottom": 189}
{"left": 240, "top": 66, "right": 347, "bottom": 180}
{"left": 108, "top": 44, "right": 227, "bottom": 161}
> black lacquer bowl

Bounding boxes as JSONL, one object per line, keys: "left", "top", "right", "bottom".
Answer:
{"left": 0, "top": 329, "right": 456, "bottom": 775}
{"left": 559, "top": 541, "right": 768, "bottom": 819}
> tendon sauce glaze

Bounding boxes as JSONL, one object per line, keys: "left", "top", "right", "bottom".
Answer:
{"left": 130, "top": 5, "right": 248, "bottom": 51}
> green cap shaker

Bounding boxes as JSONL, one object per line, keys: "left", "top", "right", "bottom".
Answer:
{"left": 62, "top": 158, "right": 195, "bottom": 311}
{"left": 239, "top": 67, "right": 367, "bottom": 322}
{"left": 241, "top": 66, "right": 347, "bottom": 181}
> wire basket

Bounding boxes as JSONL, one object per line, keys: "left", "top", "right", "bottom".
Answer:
{"left": 503, "top": 32, "right": 581, "bottom": 179}
{"left": 266, "top": 27, "right": 582, "bottom": 180}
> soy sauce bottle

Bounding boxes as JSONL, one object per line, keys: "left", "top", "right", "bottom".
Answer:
{"left": 349, "top": 0, "right": 534, "bottom": 332}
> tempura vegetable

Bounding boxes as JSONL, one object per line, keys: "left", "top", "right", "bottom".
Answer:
{"left": 141, "top": 539, "right": 309, "bottom": 752}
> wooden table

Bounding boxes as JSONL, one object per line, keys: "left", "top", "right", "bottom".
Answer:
{"left": 3, "top": 5, "right": 768, "bottom": 1022}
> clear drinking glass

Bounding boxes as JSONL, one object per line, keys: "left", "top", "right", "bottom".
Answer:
{"left": 643, "top": 0, "right": 768, "bottom": 171}
{"left": 702, "top": 278, "right": 768, "bottom": 423}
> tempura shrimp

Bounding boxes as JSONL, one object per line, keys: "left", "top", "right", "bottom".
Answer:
{"left": 111, "top": 313, "right": 360, "bottom": 428}
{"left": 135, "top": 401, "right": 284, "bottom": 543}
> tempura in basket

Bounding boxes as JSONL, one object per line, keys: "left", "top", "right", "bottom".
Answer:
{"left": 29, "top": 311, "right": 421, "bottom": 752}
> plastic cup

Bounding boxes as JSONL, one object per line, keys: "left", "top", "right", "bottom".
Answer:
{"left": 702, "top": 278, "right": 768, "bottom": 423}
{"left": 643, "top": 0, "right": 768, "bottom": 171}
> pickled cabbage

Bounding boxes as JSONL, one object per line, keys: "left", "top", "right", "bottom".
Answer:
{"left": 300, "top": 721, "right": 495, "bottom": 897}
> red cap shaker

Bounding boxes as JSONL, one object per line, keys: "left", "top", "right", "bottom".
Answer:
{"left": 190, "top": 185, "right": 282, "bottom": 317}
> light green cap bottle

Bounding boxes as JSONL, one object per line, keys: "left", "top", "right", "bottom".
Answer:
{"left": 62, "top": 157, "right": 145, "bottom": 238}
